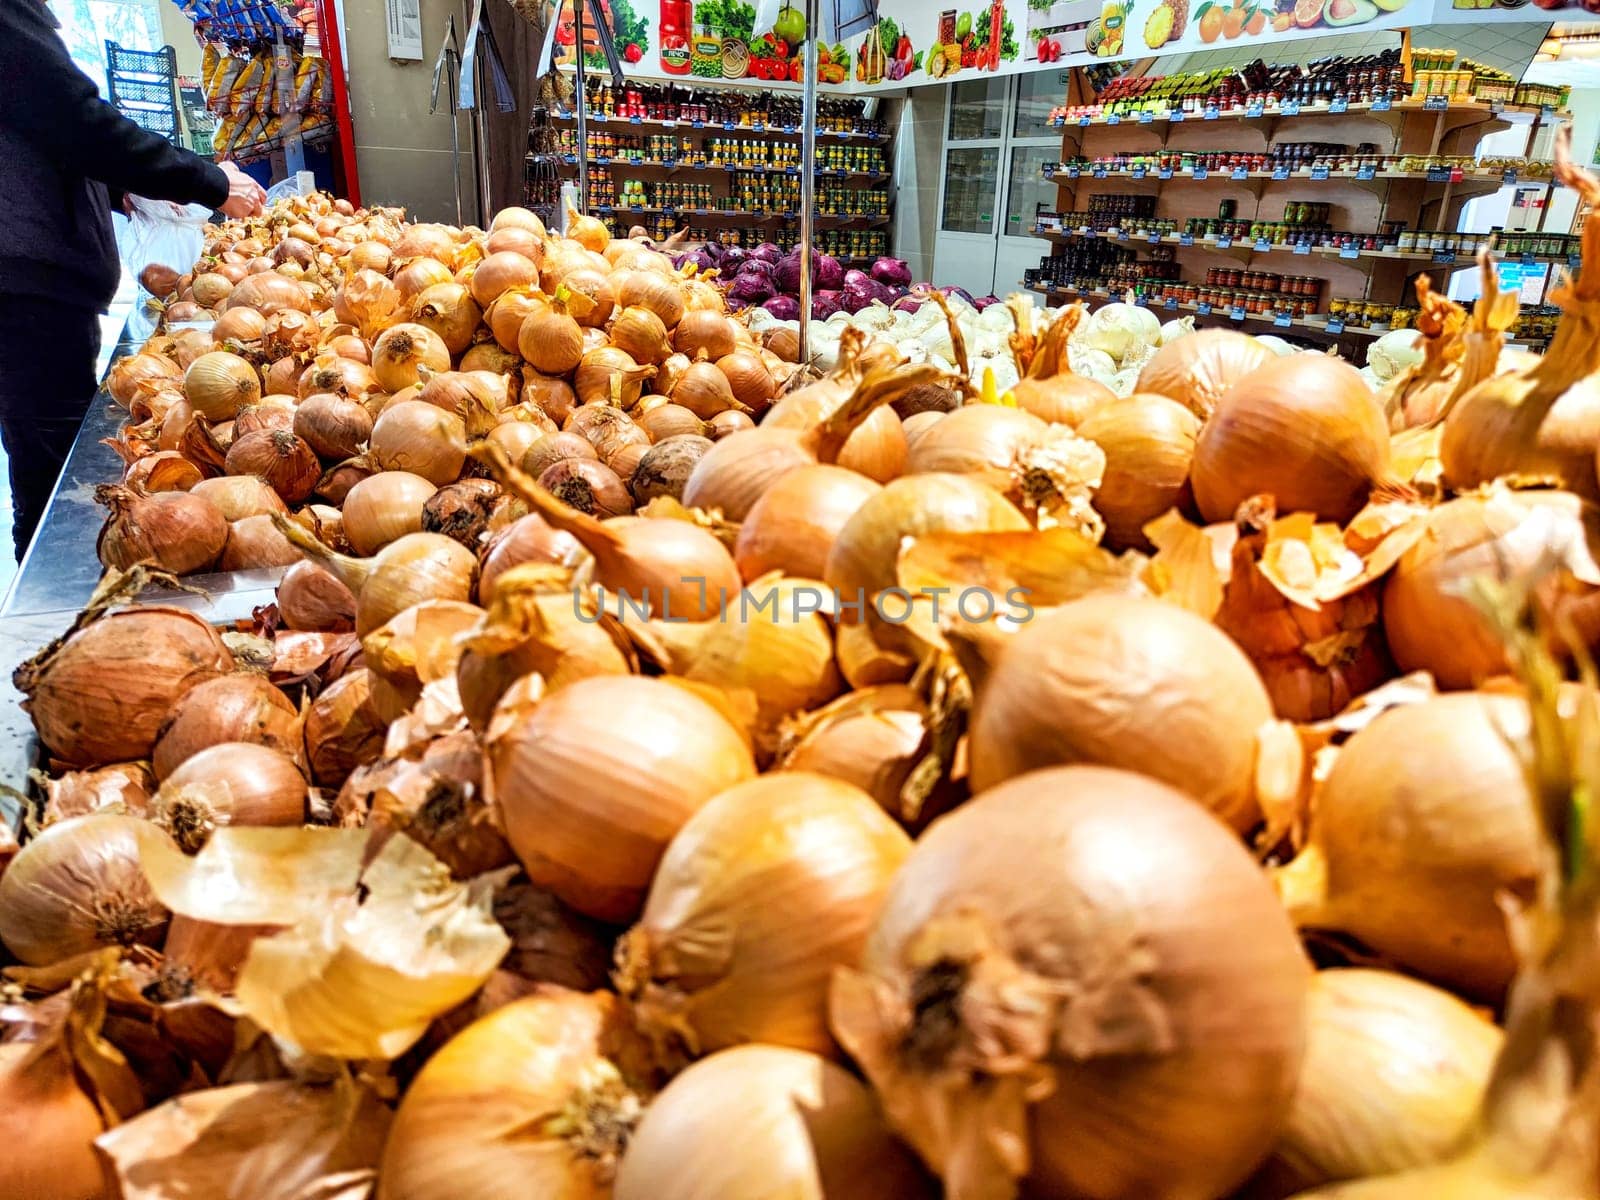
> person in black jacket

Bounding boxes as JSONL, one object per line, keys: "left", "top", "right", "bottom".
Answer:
{"left": 0, "top": 0, "right": 267, "bottom": 562}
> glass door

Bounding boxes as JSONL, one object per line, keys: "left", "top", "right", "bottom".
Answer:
{"left": 934, "top": 73, "right": 1068, "bottom": 297}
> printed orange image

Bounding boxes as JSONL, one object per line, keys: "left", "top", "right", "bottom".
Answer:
{"left": 1223, "top": 4, "right": 1248, "bottom": 36}
{"left": 1198, "top": 3, "right": 1224, "bottom": 39}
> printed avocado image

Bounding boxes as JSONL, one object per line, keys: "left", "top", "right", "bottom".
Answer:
{"left": 1325, "top": 0, "right": 1381, "bottom": 23}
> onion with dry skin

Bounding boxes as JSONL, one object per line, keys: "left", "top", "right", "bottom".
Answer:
{"left": 1136, "top": 327, "right": 1276, "bottom": 420}
{"left": 224, "top": 430, "right": 321, "bottom": 504}
{"left": 96, "top": 483, "right": 227, "bottom": 574}
{"left": 422, "top": 478, "right": 509, "bottom": 548}
{"left": 153, "top": 742, "right": 308, "bottom": 852}
{"left": 372, "top": 323, "right": 452, "bottom": 393}
{"left": 370, "top": 400, "right": 468, "bottom": 485}
{"left": 829, "top": 766, "right": 1309, "bottom": 1200}
{"left": 189, "top": 474, "right": 286, "bottom": 521}
{"left": 302, "top": 666, "right": 388, "bottom": 786}
{"left": 0, "top": 814, "right": 170, "bottom": 964}
{"left": 631, "top": 435, "right": 713, "bottom": 505}
{"left": 410, "top": 282, "right": 483, "bottom": 357}
{"left": 18, "top": 605, "right": 233, "bottom": 766}
{"left": 615, "top": 1045, "right": 932, "bottom": 1200}
{"left": 184, "top": 350, "right": 260, "bottom": 421}
{"left": 1077, "top": 394, "right": 1199, "bottom": 551}
{"left": 1273, "top": 691, "right": 1542, "bottom": 1000}
{"left": 519, "top": 296, "right": 586, "bottom": 376}
{"left": 152, "top": 672, "right": 301, "bottom": 779}
{"left": 378, "top": 990, "right": 658, "bottom": 1200}
{"left": 342, "top": 470, "right": 437, "bottom": 555}
{"left": 616, "top": 773, "right": 909, "bottom": 1062}
{"left": 539, "top": 457, "right": 633, "bottom": 518}
{"left": 965, "top": 592, "right": 1276, "bottom": 833}
{"left": 277, "top": 560, "right": 358, "bottom": 631}
{"left": 1192, "top": 356, "right": 1401, "bottom": 525}
{"left": 295, "top": 392, "right": 373, "bottom": 461}
{"left": 734, "top": 464, "right": 882, "bottom": 583}
{"left": 122, "top": 450, "right": 202, "bottom": 495}
{"left": 488, "top": 674, "right": 756, "bottom": 922}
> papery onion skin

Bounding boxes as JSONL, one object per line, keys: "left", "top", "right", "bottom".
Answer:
{"left": 151, "top": 673, "right": 301, "bottom": 780}
{"left": 1135, "top": 328, "right": 1275, "bottom": 420}
{"left": 477, "top": 514, "right": 585, "bottom": 606}
{"left": 42, "top": 762, "right": 154, "bottom": 825}
{"left": 615, "top": 1044, "right": 933, "bottom": 1200}
{"left": 1192, "top": 356, "right": 1398, "bottom": 525}
{"left": 829, "top": 766, "right": 1309, "bottom": 1200}
{"left": 302, "top": 667, "right": 388, "bottom": 787}
{"left": 0, "top": 813, "right": 170, "bottom": 965}
{"left": 0, "top": 1037, "right": 114, "bottom": 1200}
{"left": 190, "top": 474, "right": 288, "bottom": 522}
{"left": 488, "top": 674, "right": 757, "bottom": 922}
{"left": 617, "top": 773, "right": 910, "bottom": 1061}
{"left": 1256, "top": 969, "right": 1502, "bottom": 1195}
{"left": 96, "top": 485, "right": 228, "bottom": 575}
{"left": 966, "top": 593, "right": 1274, "bottom": 833}
{"left": 1274, "top": 691, "right": 1542, "bottom": 1001}
{"left": 379, "top": 990, "right": 658, "bottom": 1200}
{"left": 224, "top": 430, "right": 322, "bottom": 505}
{"left": 370, "top": 401, "right": 468, "bottom": 486}
{"left": 20, "top": 607, "right": 233, "bottom": 767}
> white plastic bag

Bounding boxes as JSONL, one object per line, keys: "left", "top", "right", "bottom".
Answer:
{"left": 121, "top": 196, "right": 212, "bottom": 295}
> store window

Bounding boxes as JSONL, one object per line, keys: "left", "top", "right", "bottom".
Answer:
{"left": 1005, "top": 144, "right": 1058, "bottom": 239}
{"left": 53, "top": 0, "right": 164, "bottom": 95}
{"left": 1014, "top": 72, "right": 1070, "bottom": 139}
{"left": 947, "top": 78, "right": 1009, "bottom": 142}
{"left": 942, "top": 146, "right": 1001, "bottom": 236}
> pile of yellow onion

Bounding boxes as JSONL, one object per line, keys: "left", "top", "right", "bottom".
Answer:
{"left": 4, "top": 139, "right": 1600, "bottom": 1200}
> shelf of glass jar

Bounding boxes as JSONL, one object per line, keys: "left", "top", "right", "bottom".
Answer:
{"left": 1043, "top": 156, "right": 1549, "bottom": 187}
{"left": 1031, "top": 218, "right": 1580, "bottom": 269}
{"left": 551, "top": 109, "right": 889, "bottom": 144}
{"left": 588, "top": 203, "right": 891, "bottom": 227}
{"left": 604, "top": 216, "right": 889, "bottom": 263}
{"left": 549, "top": 130, "right": 890, "bottom": 179}
{"left": 547, "top": 153, "right": 890, "bottom": 182}
{"left": 1046, "top": 96, "right": 1569, "bottom": 131}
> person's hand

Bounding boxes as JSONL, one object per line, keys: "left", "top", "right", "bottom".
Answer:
{"left": 218, "top": 160, "right": 268, "bottom": 219}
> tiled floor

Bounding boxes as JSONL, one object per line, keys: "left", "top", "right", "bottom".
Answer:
{"left": 0, "top": 275, "right": 137, "bottom": 605}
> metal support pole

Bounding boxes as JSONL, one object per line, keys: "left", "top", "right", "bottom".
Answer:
{"left": 797, "top": 0, "right": 820, "bottom": 363}
{"left": 574, "top": 0, "right": 589, "bottom": 211}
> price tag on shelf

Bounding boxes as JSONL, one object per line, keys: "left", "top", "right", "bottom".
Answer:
{"left": 1193, "top": 167, "right": 1207, "bottom": 180}
{"left": 1115, "top": 229, "right": 1128, "bottom": 240}
{"left": 662, "top": 120, "right": 676, "bottom": 128}
{"left": 1139, "top": 111, "right": 1154, "bottom": 124}
{"left": 1093, "top": 167, "right": 1108, "bottom": 178}
{"left": 1204, "top": 106, "right": 1219, "bottom": 120}
{"left": 1253, "top": 238, "right": 1271, "bottom": 252}
{"left": 1066, "top": 166, "right": 1081, "bottom": 178}
{"left": 1310, "top": 166, "right": 1330, "bottom": 181}
{"left": 1543, "top": 105, "right": 1557, "bottom": 118}
{"left": 1281, "top": 100, "right": 1300, "bottom": 116}
{"left": 1326, "top": 319, "right": 1345, "bottom": 334}
{"left": 1356, "top": 165, "right": 1376, "bottom": 180}
{"left": 1274, "top": 313, "right": 1293, "bottom": 327}
{"left": 629, "top": 116, "right": 642, "bottom": 124}
{"left": 629, "top": 204, "right": 643, "bottom": 212}
{"left": 1107, "top": 113, "right": 1121, "bottom": 125}
{"left": 1521, "top": 253, "right": 1537, "bottom": 266}
{"left": 1572, "top": 253, "right": 1584, "bottom": 269}
{"left": 1339, "top": 245, "right": 1361, "bottom": 259}
{"left": 752, "top": 122, "right": 764, "bottom": 131}
{"left": 1164, "top": 297, "right": 1177, "bottom": 310}
{"left": 1169, "top": 109, "right": 1184, "bottom": 122}
{"left": 1329, "top": 98, "right": 1348, "bottom": 114}
{"left": 1246, "top": 102, "right": 1264, "bottom": 119}
{"left": 1158, "top": 167, "right": 1173, "bottom": 180}
{"left": 1216, "top": 235, "right": 1232, "bottom": 249}
{"left": 561, "top": 154, "right": 576, "bottom": 164}
{"left": 1231, "top": 167, "right": 1248, "bottom": 180}
{"left": 1148, "top": 232, "right": 1162, "bottom": 245}
{"left": 1132, "top": 293, "right": 1146, "bottom": 305}
{"left": 1197, "top": 302, "right": 1213, "bottom": 315}
{"left": 1502, "top": 169, "right": 1519, "bottom": 184}
{"left": 1230, "top": 305, "right": 1246, "bottom": 321}
{"left": 1179, "top": 233, "right": 1194, "bottom": 246}
{"left": 723, "top": 121, "right": 735, "bottom": 129}
{"left": 1423, "top": 95, "right": 1449, "bottom": 111}
{"left": 692, "top": 120, "right": 704, "bottom": 128}
{"left": 1078, "top": 116, "right": 1092, "bottom": 126}
{"left": 1426, "top": 166, "right": 1450, "bottom": 182}
{"left": 1131, "top": 167, "right": 1147, "bottom": 179}
{"left": 1293, "top": 243, "right": 1311, "bottom": 256}
{"left": 1432, "top": 250, "right": 1457, "bottom": 264}
{"left": 1272, "top": 166, "right": 1290, "bottom": 180}
{"left": 1372, "top": 97, "right": 1391, "bottom": 112}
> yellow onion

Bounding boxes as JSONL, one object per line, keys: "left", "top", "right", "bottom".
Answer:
{"left": 617, "top": 773, "right": 908, "bottom": 1060}
{"left": 212, "top": 306, "right": 268, "bottom": 345}
{"left": 41, "top": 762, "right": 153, "bottom": 825}
{"left": 1257, "top": 969, "right": 1502, "bottom": 1195}
{"left": 762, "top": 325, "right": 800, "bottom": 363}
{"left": 615, "top": 268, "right": 686, "bottom": 328}
{"left": 825, "top": 473, "right": 1029, "bottom": 632}
{"left": 363, "top": 598, "right": 482, "bottom": 721}
{"left": 109, "top": 351, "right": 182, "bottom": 408}
{"left": 121, "top": 449, "right": 202, "bottom": 495}
{"left": 1077, "top": 394, "right": 1199, "bottom": 551}
{"left": 298, "top": 355, "right": 377, "bottom": 401}
{"left": 263, "top": 355, "right": 302, "bottom": 396}
{"left": 670, "top": 358, "right": 742, "bottom": 419}
{"left": 378, "top": 990, "right": 657, "bottom": 1200}
{"left": 1136, "top": 327, "right": 1276, "bottom": 419}
{"left": 779, "top": 687, "right": 942, "bottom": 830}
{"left": 0, "top": 814, "right": 169, "bottom": 964}
{"left": 522, "top": 430, "right": 598, "bottom": 479}
{"left": 372, "top": 323, "right": 452, "bottom": 392}
{"left": 302, "top": 666, "right": 387, "bottom": 786}
{"left": 370, "top": 400, "right": 467, "bottom": 485}
{"left": 1273, "top": 691, "right": 1542, "bottom": 1000}
{"left": 232, "top": 400, "right": 296, "bottom": 437}
{"left": 189, "top": 474, "right": 286, "bottom": 521}
{"left": 966, "top": 592, "right": 1274, "bottom": 833}
{"left": 576, "top": 346, "right": 654, "bottom": 408}
{"left": 394, "top": 257, "right": 453, "bottom": 302}
{"left": 486, "top": 287, "right": 542, "bottom": 352}
{"left": 152, "top": 672, "right": 300, "bottom": 779}
{"left": 485, "top": 419, "right": 546, "bottom": 466}
{"left": 459, "top": 341, "right": 520, "bottom": 376}
{"left": 262, "top": 308, "right": 319, "bottom": 357}
{"left": 485, "top": 224, "right": 543, "bottom": 261}
{"left": 226, "top": 272, "right": 311, "bottom": 315}
{"left": 518, "top": 298, "right": 585, "bottom": 376}
{"left": 468, "top": 250, "right": 539, "bottom": 307}
{"left": 538, "top": 458, "right": 632, "bottom": 518}
{"left": 96, "top": 483, "right": 227, "bottom": 574}
{"left": 491, "top": 206, "right": 547, "bottom": 237}
{"left": 184, "top": 350, "right": 260, "bottom": 420}
{"left": 734, "top": 465, "right": 881, "bottom": 583}
{"left": 153, "top": 742, "right": 308, "bottom": 852}
{"left": 191, "top": 271, "right": 234, "bottom": 307}
{"left": 615, "top": 1045, "right": 931, "bottom": 1200}
{"left": 830, "top": 766, "right": 1309, "bottom": 1200}
{"left": 673, "top": 310, "right": 738, "bottom": 360}
{"left": 478, "top": 514, "right": 584, "bottom": 605}
{"left": 565, "top": 203, "right": 611, "bottom": 253}
{"left": 395, "top": 223, "right": 461, "bottom": 264}
{"left": 1383, "top": 490, "right": 1600, "bottom": 689}
{"left": 410, "top": 282, "right": 483, "bottom": 356}
{"left": 225, "top": 429, "right": 322, "bottom": 504}
{"left": 295, "top": 392, "right": 373, "bottom": 461}
{"left": 715, "top": 349, "right": 776, "bottom": 411}
{"left": 764, "top": 387, "right": 907, "bottom": 484}
{"left": 316, "top": 455, "right": 376, "bottom": 505}
{"left": 423, "top": 478, "right": 510, "bottom": 548}
{"left": 610, "top": 305, "right": 674, "bottom": 365}
{"left": 561, "top": 267, "right": 617, "bottom": 329}
{"left": 418, "top": 371, "right": 510, "bottom": 437}
{"left": 221, "top": 513, "right": 303, "bottom": 569}
{"left": 18, "top": 606, "right": 232, "bottom": 766}
{"left": 522, "top": 373, "right": 578, "bottom": 425}
{"left": 630, "top": 435, "right": 713, "bottom": 505}
{"left": 343, "top": 470, "right": 437, "bottom": 555}
{"left": 277, "top": 560, "right": 357, "bottom": 631}
{"left": 637, "top": 403, "right": 706, "bottom": 442}
{"left": 488, "top": 674, "right": 756, "bottom": 922}
{"left": 1193, "top": 356, "right": 1400, "bottom": 524}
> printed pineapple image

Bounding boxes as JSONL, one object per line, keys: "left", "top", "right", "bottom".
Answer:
{"left": 1144, "top": 0, "right": 1189, "bottom": 47}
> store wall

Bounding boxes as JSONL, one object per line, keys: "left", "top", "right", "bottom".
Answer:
{"left": 157, "top": 0, "right": 203, "bottom": 80}
{"left": 338, "top": 0, "right": 478, "bottom": 221}
{"left": 893, "top": 86, "right": 948, "bottom": 285}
